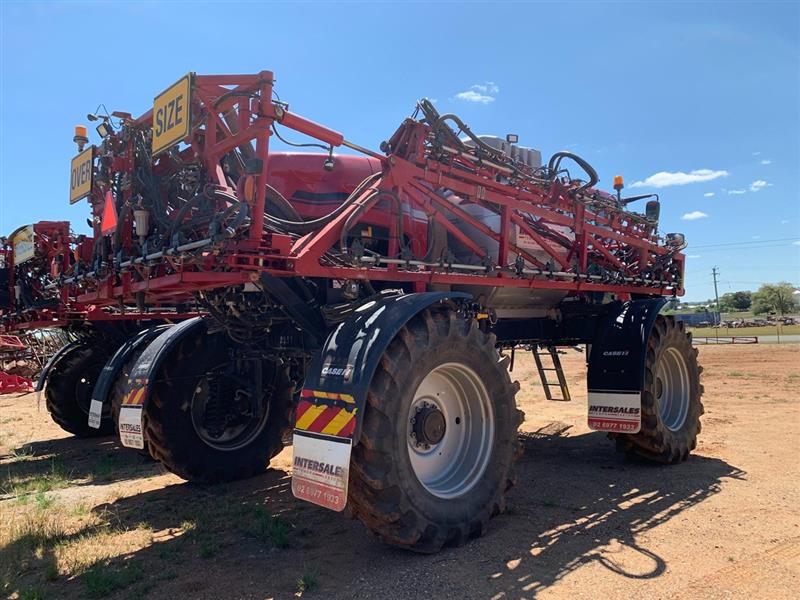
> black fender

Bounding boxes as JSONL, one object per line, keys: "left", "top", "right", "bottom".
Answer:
{"left": 117, "top": 317, "right": 206, "bottom": 448}
{"left": 586, "top": 298, "right": 667, "bottom": 432}
{"left": 88, "top": 325, "right": 172, "bottom": 420}
{"left": 296, "top": 292, "right": 470, "bottom": 443}
{"left": 35, "top": 339, "right": 82, "bottom": 392}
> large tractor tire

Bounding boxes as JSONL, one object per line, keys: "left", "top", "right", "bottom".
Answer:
{"left": 45, "top": 340, "right": 116, "bottom": 437}
{"left": 613, "top": 315, "right": 704, "bottom": 463}
{"left": 348, "top": 308, "right": 524, "bottom": 553}
{"left": 142, "top": 331, "right": 294, "bottom": 483}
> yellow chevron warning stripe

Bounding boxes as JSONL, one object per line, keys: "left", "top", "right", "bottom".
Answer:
{"left": 320, "top": 409, "right": 355, "bottom": 436}
{"left": 123, "top": 387, "right": 146, "bottom": 406}
{"left": 295, "top": 404, "right": 327, "bottom": 430}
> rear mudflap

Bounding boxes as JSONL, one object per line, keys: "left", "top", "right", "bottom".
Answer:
{"left": 291, "top": 390, "right": 357, "bottom": 512}
{"left": 586, "top": 298, "right": 666, "bottom": 434}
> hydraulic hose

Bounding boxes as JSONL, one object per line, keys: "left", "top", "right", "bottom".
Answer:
{"left": 547, "top": 151, "right": 599, "bottom": 193}
{"left": 338, "top": 189, "right": 403, "bottom": 256}
{"left": 261, "top": 172, "right": 382, "bottom": 235}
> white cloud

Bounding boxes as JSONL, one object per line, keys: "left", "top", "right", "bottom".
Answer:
{"left": 793, "top": 240, "right": 800, "bottom": 246}
{"left": 454, "top": 82, "right": 499, "bottom": 104}
{"left": 687, "top": 254, "right": 702, "bottom": 259}
{"left": 727, "top": 189, "right": 747, "bottom": 195}
{"left": 752, "top": 151, "right": 761, "bottom": 156}
{"left": 630, "top": 169, "right": 728, "bottom": 188}
{"left": 470, "top": 82, "right": 499, "bottom": 94}
{"left": 455, "top": 90, "right": 494, "bottom": 104}
{"left": 682, "top": 211, "right": 709, "bottom": 221}
{"left": 781, "top": 219, "right": 790, "bottom": 224}
{"left": 760, "top": 159, "right": 772, "bottom": 165}
{"left": 703, "top": 192, "right": 715, "bottom": 197}
{"left": 749, "top": 180, "right": 768, "bottom": 192}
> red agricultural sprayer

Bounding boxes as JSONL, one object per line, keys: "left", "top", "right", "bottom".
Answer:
{"left": 2, "top": 70, "right": 702, "bottom": 552}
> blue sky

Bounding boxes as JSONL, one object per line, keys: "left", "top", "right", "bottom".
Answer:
{"left": 1, "top": 1, "right": 798, "bottom": 301}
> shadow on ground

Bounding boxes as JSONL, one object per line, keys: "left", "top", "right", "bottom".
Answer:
{"left": 0, "top": 434, "right": 164, "bottom": 494}
{"left": 2, "top": 425, "right": 745, "bottom": 599}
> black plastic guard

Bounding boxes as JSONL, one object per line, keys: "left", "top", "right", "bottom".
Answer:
{"left": 587, "top": 298, "right": 668, "bottom": 393}
{"left": 299, "top": 292, "right": 470, "bottom": 443}
{"left": 121, "top": 317, "right": 206, "bottom": 409}
{"left": 90, "top": 325, "right": 171, "bottom": 409}
{"left": 35, "top": 339, "right": 82, "bottom": 392}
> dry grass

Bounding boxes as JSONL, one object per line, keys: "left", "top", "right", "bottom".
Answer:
{"left": 1, "top": 494, "right": 155, "bottom": 598}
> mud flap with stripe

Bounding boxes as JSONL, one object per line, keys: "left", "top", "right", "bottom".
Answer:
{"left": 291, "top": 389, "right": 357, "bottom": 512}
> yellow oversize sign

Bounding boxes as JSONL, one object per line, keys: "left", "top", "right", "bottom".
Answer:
{"left": 69, "top": 146, "right": 94, "bottom": 204}
{"left": 152, "top": 73, "right": 192, "bottom": 155}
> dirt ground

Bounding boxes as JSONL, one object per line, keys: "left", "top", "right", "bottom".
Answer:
{"left": 1, "top": 344, "right": 798, "bottom": 600}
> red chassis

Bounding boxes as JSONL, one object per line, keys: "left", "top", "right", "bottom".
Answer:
{"left": 63, "top": 70, "right": 682, "bottom": 310}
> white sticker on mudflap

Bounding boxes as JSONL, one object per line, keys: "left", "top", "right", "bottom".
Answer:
{"left": 588, "top": 391, "right": 641, "bottom": 434}
{"left": 291, "top": 430, "right": 351, "bottom": 512}
{"left": 87, "top": 399, "right": 103, "bottom": 429}
{"left": 118, "top": 405, "right": 145, "bottom": 449}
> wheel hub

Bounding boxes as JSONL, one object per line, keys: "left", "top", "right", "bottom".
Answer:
{"left": 406, "top": 362, "right": 495, "bottom": 499}
{"left": 411, "top": 403, "right": 446, "bottom": 446}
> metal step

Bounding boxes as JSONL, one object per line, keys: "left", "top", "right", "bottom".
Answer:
{"left": 532, "top": 346, "right": 571, "bottom": 402}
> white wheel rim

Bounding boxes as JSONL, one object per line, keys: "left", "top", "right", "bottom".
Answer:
{"left": 655, "top": 347, "right": 690, "bottom": 431}
{"left": 407, "top": 362, "right": 495, "bottom": 499}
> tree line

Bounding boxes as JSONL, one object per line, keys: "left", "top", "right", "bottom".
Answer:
{"left": 669, "top": 282, "right": 799, "bottom": 315}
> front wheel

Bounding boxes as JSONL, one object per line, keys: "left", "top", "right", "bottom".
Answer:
{"left": 348, "top": 308, "right": 523, "bottom": 553}
{"left": 45, "top": 339, "right": 116, "bottom": 437}
{"left": 613, "top": 315, "right": 704, "bottom": 463}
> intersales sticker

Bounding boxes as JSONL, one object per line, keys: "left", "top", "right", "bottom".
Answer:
{"left": 588, "top": 391, "right": 641, "bottom": 434}
{"left": 291, "top": 430, "right": 351, "bottom": 512}
{"left": 118, "top": 405, "right": 145, "bottom": 449}
{"left": 87, "top": 399, "right": 104, "bottom": 429}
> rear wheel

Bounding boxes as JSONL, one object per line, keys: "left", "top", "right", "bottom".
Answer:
{"left": 614, "top": 315, "right": 704, "bottom": 463}
{"left": 45, "top": 340, "right": 115, "bottom": 437}
{"left": 143, "top": 330, "right": 294, "bottom": 483}
{"left": 348, "top": 308, "right": 523, "bottom": 553}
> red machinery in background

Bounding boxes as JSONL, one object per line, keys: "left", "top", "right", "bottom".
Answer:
{"left": 0, "top": 335, "right": 34, "bottom": 394}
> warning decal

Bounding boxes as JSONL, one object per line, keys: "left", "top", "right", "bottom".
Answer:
{"left": 122, "top": 378, "right": 148, "bottom": 406}
{"left": 588, "top": 390, "right": 641, "bottom": 434}
{"left": 294, "top": 391, "right": 357, "bottom": 438}
{"left": 291, "top": 430, "right": 351, "bottom": 512}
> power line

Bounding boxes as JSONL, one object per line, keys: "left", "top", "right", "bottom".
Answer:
{"left": 689, "top": 236, "right": 800, "bottom": 249}
{"left": 686, "top": 243, "right": 800, "bottom": 253}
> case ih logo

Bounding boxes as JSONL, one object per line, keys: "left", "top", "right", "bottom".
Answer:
{"left": 603, "top": 350, "right": 630, "bottom": 357}
{"left": 321, "top": 365, "right": 353, "bottom": 379}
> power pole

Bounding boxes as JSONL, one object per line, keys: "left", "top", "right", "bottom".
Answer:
{"left": 712, "top": 266, "right": 721, "bottom": 328}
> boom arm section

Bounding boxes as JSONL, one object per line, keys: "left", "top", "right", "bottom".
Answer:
{"left": 58, "top": 71, "right": 684, "bottom": 314}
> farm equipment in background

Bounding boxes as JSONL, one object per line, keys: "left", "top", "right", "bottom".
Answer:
{"left": 0, "top": 221, "right": 200, "bottom": 436}
{"left": 5, "top": 70, "right": 702, "bottom": 552}
{"left": 0, "top": 335, "right": 34, "bottom": 394}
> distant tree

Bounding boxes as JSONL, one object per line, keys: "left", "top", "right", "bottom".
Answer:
{"left": 719, "top": 291, "right": 752, "bottom": 311}
{"left": 751, "top": 282, "right": 798, "bottom": 315}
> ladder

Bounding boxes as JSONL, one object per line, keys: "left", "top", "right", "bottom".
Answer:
{"left": 532, "top": 346, "right": 571, "bottom": 402}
